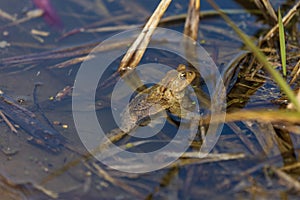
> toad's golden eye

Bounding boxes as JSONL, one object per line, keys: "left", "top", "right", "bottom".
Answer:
{"left": 179, "top": 72, "right": 186, "bottom": 79}
{"left": 188, "top": 72, "right": 194, "bottom": 76}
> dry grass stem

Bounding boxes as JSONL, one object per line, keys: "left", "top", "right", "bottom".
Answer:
{"left": 254, "top": 0, "right": 277, "bottom": 23}
{"left": 169, "top": 153, "right": 245, "bottom": 167}
{"left": 184, "top": 0, "right": 200, "bottom": 41}
{"left": 290, "top": 59, "right": 300, "bottom": 84}
{"left": 200, "top": 110, "right": 300, "bottom": 125}
{"left": 58, "top": 14, "right": 132, "bottom": 40}
{"left": 48, "top": 55, "right": 95, "bottom": 69}
{"left": 280, "top": 162, "right": 300, "bottom": 171}
{"left": 85, "top": 24, "right": 141, "bottom": 33}
{"left": 270, "top": 166, "right": 300, "bottom": 191}
{"left": 118, "top": 0, "right": 172, "bottom": 74}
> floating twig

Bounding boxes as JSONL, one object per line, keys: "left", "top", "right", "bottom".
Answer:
{"left": 54, "top": 86, "right": 73, "bottom": 101}
{"left": 0, "top": 8, "right": 16, "bottom": 21}
{"left": 0, "top": 9, "right": 44, "bottom": 30}
{"left": 0, "top": 110, "right": 18, "bottom": 133}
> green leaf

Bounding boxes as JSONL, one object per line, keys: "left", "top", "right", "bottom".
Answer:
{"left": 278, "top": 8, "right": 287, "bottom": 76}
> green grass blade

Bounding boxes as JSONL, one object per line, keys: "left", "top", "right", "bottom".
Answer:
{"left": 278, "top": 8, "right": 287, "bottom": 76}
{"left": 206, "top": 0, "right": 300, "bottom": 111}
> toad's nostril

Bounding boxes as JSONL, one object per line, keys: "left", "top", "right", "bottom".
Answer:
{"left": 180, "top": 73, "right": 187, "bottom": 79}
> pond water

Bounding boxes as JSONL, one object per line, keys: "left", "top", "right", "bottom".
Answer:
{"left": 0, "top": 0, "right": 299, "bottom": 199}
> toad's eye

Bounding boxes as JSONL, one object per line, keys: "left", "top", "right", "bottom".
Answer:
{"left": 188, "top": 72, "right": 194, "bottom": 76}
{"left": 179, "top": 72, "right": 186, "bottom": 79}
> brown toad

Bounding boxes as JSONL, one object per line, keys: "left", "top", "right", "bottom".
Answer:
{"left": 120, "top": 64, "right": 196, "bottom": 132}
